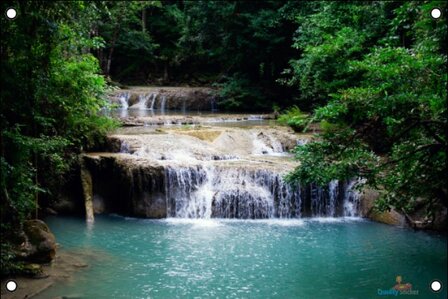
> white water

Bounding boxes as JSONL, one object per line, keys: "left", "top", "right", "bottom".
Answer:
{"left": 96, "top": 114, "right": 362, "bottom": 220}
{"left": 343, "top": 179, "right": 362, "bottom": 217}
{"left": 328, "top": 180, "right": 338, "bottom": 217}
{"left": 130, "top": 93, "right": 153, "bottom": 109}
{"left": 163, "top": 164, "right": 359, "bottom": 219}
{"left": 119, "top": 141, "right": 130, "bottom": 153}
{"left": 103, "top": 125, "right": 362, "bottom": 220}
{"left": 118, "top": 92, "right": 130, "bottom": 109}
{"left": 251, "top": 132, "right": 284, "bottom": 155}
{"left": 160, "top": 95, "right": 167, "bottom": 113}
{"left": 149, "top": 93, "right": 157, "bottom": 110}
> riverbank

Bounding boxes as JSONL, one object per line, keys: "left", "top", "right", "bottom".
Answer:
{"left": 1, "top": 249, "right": 89, "bottom": 299}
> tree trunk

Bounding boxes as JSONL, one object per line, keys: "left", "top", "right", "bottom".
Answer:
{"left": 142, "top": 8, "right": 147, "bottom": 32}
{"left": 106, "top": 26, "right": 120, "bottom": 78}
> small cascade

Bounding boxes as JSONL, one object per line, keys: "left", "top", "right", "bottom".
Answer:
{"left": 252, "top": 132, "right": 284, "bottom": 155}
{"left": 165, "top": 166, "right": 208, "bottom": 217}
{"left": 108, "top": 87, "right": 217, "bottom": 112}
{"left": 86, "top": 117, "right": 362, "bottom": 220}
{"left": 118, "top": 92, "right": 130, "bottom": 109}
{"left": 181, "top": 100, "right": 187, "bottom": 114}
{"left": 163, "top": 166, "right": 338, "bottom": 219}
{"left": 160, "top": 95, "right": 167, "bottom": 113}
{"left": 342, "top": 180, "right": 362, "bottom": 217}
{"left": 86, "top": 154, "right": 362, "bottom": 219}
{"left": 130, "top": 93, "right": 152, "bottom": 110}
{"left": 120, "top": 141, "right": 130, "bottom": 153}
{"left": 276, "top": 176, "right": 302, "bottom": 218}
{"left": 80, "top": 157, "right": 94, "bottom": 223}
{"left": 310, "top": 183, "right": 325, "bottom": 216}
{"left": 149, "top": 93, "right": 157, "bottom": 110}
{"left": 248, "top": 115, "right": 264, "bottom": 121}
{"left": 328, "top": 180, "right": 338, "bottom": 217}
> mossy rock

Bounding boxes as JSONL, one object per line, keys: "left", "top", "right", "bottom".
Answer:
{"left": 22, "top": 263, "right": 44, "bottom": 277}
{"left": 22, "top": 220, "right": 57, "bottom": 263}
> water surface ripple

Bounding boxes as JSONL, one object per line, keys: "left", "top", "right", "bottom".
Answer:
{"left": 37, "top": 215, "right": 447, "bottom": 299}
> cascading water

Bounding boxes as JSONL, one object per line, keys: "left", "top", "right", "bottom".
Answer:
{"left": 160, "top": 95, "right": 167, "bottom": 113}
{"left": 119, "top": 141, "right": 130, "bottom": 153}
{"left": 86, "top": 119, "right": 362, "bottom": 220}
{"left": 343, "top": 179, "right": 362, "bottom": 217}
{"left": 181, "top": 100, "right": 187, "bottom": 114}
{"left": 130, "top": 93, "right": 153, "bottom": 109}
{"left": 118, "top": 92, "right": 130, "bottom": 109}
{"left": 328, "top": 180, "right": 338, "bottom": 217}
{"left": 149, "top": 93, "right": 157, "bottom": 110}
{"left": 252, "top": 132, "right": 284, "bottom": 155}
{"left": 162, "top": 164, "right": 358, "bottom": 219}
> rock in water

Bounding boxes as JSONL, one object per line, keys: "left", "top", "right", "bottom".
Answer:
{"left": 21, "top": 220, "right": 56, "bottom": 263}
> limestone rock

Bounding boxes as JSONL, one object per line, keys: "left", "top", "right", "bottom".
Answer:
{"left": 359, "top": 189, "right": 406, "bottom": 226}
{"left": 21, "top": 220, "right": 56, "bottom": 263}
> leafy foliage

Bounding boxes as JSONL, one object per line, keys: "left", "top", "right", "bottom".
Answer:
{"left": 287, "top": 1, "right": 447, "bottom": 216}
{"left": 280, "top": 2, "right": 391, "bottom": 109}
{"left": 94, "top": 1, "right": 300, "bottom": 110}
{"left": 276, "top": 106, "right": 309, "bottom": 132}
{"left": 1, "top": 1, "right": 116, "bottom": 275}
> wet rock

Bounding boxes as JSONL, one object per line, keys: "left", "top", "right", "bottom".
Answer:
{"left": 80, "top": 158, "right": 94, "bottom": 223}
{"left": 359, "top": 188, "right": 447, "bottom": 230}
{"left": 82, "top": 154, "right": 167, "bottom": 218}
{"left": 21, "top": 220, "right": 57, "bottom": 263}
{"left": 403, "top": 201, "right": 447, "bottom": 231}
{"left": 22, "top": 263, "right": 44, "bottom": 276}
{"left": 359, "top": 189, "right": 406, "bottom": 226}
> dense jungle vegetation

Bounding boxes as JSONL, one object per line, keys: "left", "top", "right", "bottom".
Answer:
{"left": 1, "top": 1, "right": 446, "bottom": 275}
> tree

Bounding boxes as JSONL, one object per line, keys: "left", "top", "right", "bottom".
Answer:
{"left": 286, "top": 1, "right": 447, "bottom": 219}
{"left": 280, "top": 1, "right": 392, "bottom": 110}
{"left": 94, "top": 1, "right": 161, "bottom": 80}
{"left": 1, "top": 1, "right": 116, "bottom": 275}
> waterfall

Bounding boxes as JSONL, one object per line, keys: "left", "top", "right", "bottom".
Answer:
{"left": 80, "top": 157, "right": 94, "bottom": 223}
{"left": 86, "top": 155, "right": 362, "bottom": 220}
{"left": 86, "top": 115, "right": 362, "bottom": 220}
{"left": 120, "top": 141, "right": 130, "bottom": 153}
{"left": 160, "top": 95, "right": 167, "bottom": 113}
{"left": 181, "top": 99, "right": 186, "bottom": 114}
{"left": 342, "top": 179, "right": 362, "bottom": 217}
{"left": 161, "top": 165, "right": 358, "bottom": 219}
{"left": 328, "top": 180, "right": 338, "bottom": 217}
{"left": 130, "top": 93, "right": 152, "bottom": 109}
{"left": 165, "top": 166, "right": 208, "bottom": 217}
{"left": 149, "top": 93, "right": 157, "bottom": 110}
{"left": 118, "top": 92, "right": 130, "bottom": 109}
{"left": 252, "top": 132, "right": 284, "bottom": 155}
{"left": 248, "top": 115, "right": 264, "bottom": 121}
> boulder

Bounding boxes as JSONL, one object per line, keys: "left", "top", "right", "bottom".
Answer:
{"left": 20, "top": 220, "right": 57, "bottom": 263}
{"left": 359, "top": 189, "right": 406, "bottom": 226}
{"left": 359, "top": 188, "right": 447, "bottom": 230}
